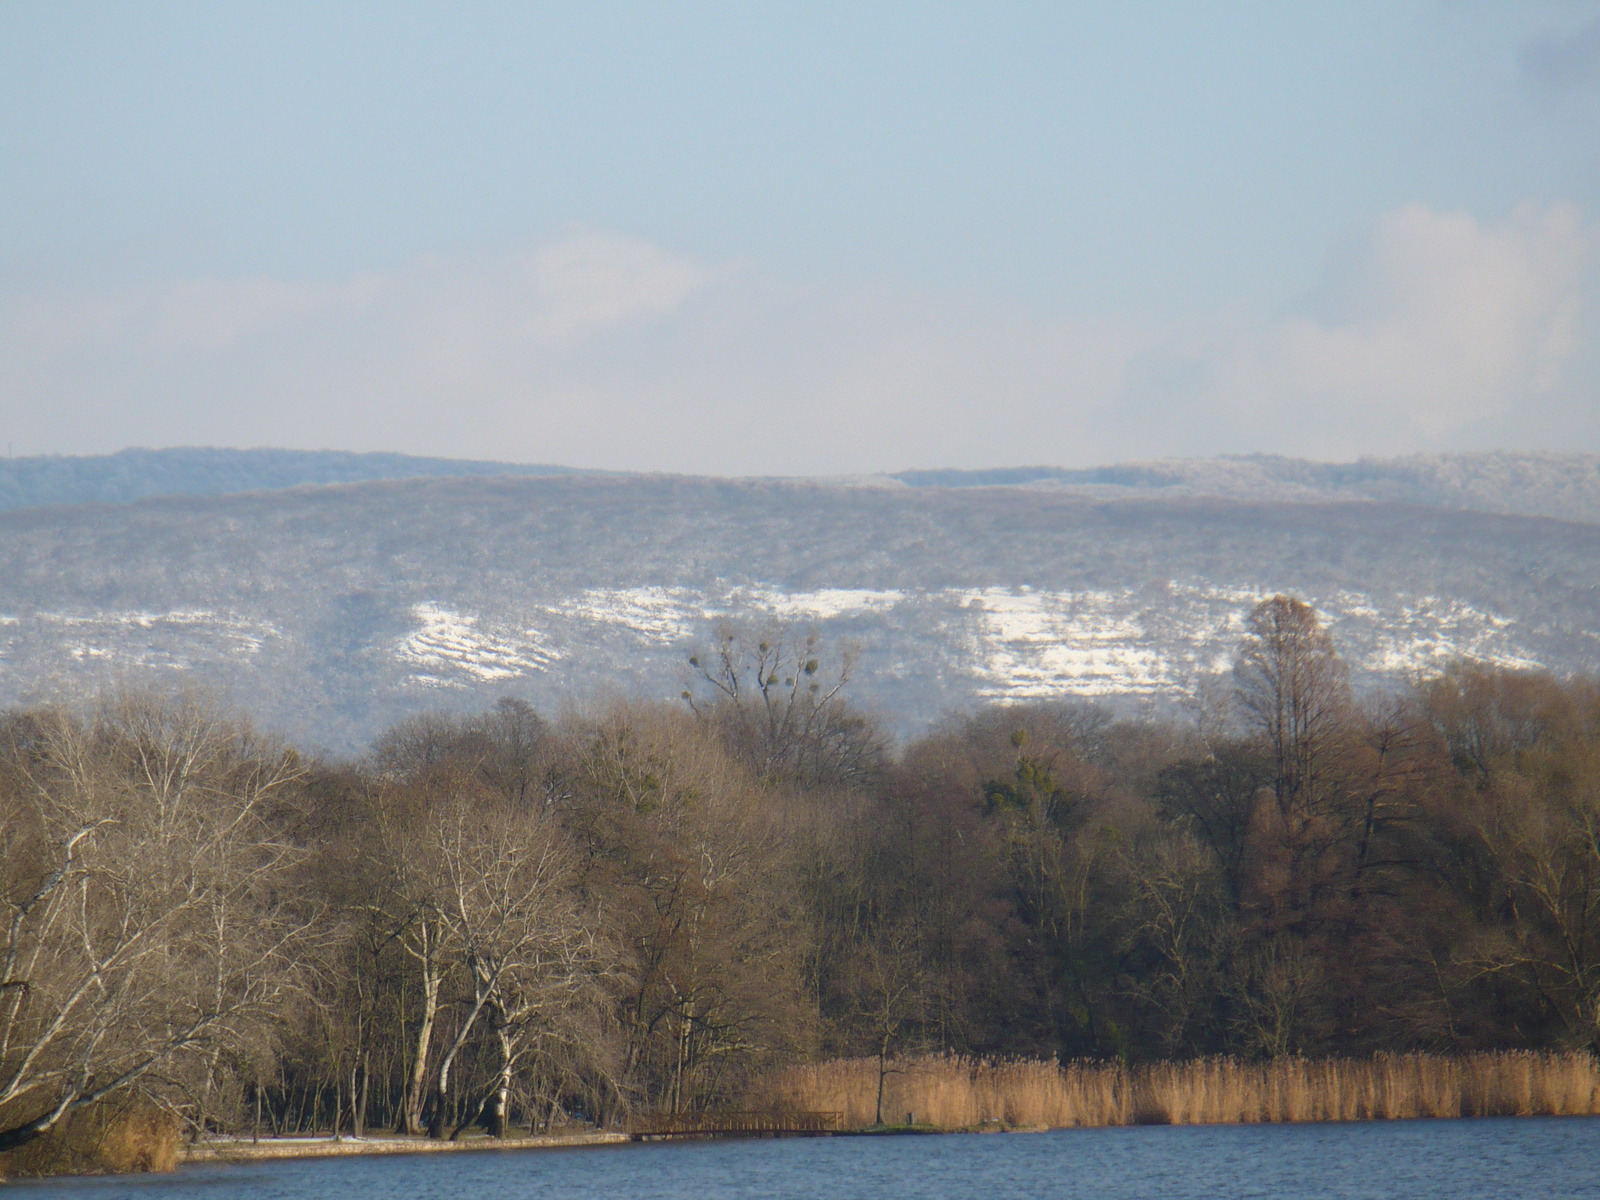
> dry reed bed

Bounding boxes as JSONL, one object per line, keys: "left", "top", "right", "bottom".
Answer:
{"left": 0, "top": 1106, "right": 179, "bottom": 1179}
{"left": 759, "top": 1052, "right": 1600, "bottom": 1130}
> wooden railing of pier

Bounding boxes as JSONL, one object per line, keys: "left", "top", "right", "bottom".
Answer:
{"left": 628, "top": 1110, "right": 844, "bottom": 1138}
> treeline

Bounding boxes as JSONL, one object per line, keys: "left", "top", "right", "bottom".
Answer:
{"left": 2, "top": 597, "right": 1599, "bottom": 1152}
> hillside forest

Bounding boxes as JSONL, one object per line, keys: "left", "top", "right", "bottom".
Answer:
{"left": 3, "top": 596, "right": 1599, "bottom": 1150}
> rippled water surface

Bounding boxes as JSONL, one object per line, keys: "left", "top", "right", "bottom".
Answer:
{"left": 8, "top": 1119, "right": 1600, "bottom": 1200}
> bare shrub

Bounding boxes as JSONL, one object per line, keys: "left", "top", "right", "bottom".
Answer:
{"left": 0, "top": 1099, "right": 179, "bottom": 1178}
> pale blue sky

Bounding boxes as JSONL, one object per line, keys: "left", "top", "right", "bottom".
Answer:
{"left": 3, "top": 2, "right": 1599, "bottom": 472}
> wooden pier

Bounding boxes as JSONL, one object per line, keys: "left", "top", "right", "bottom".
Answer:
{"left": 628, "top": 1111, "right": 844, "bottom": 1139}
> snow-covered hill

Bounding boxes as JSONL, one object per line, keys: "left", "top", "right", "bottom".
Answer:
{"left": 0, "top": 472, "right": 1593, "bottom": 751}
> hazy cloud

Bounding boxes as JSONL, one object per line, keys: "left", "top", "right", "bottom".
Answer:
{"left": 1210, "top": 202, "right": 1593, "bottom": 454}
{"left": 526, "top": 233, "right": 721, "bottom": 348}
{"left": 2, "top": 204, "right": 1596, "bottom": 472}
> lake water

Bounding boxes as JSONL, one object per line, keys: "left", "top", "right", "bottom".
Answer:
{"left": 7, "top": 1119, "right": 1600, "bottom": 1200}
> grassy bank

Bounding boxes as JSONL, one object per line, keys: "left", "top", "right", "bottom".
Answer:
{"left": 758, "top": 1052, "right": 1600, "bottom": 1130}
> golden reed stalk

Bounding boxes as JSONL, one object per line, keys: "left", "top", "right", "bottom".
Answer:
{"left": 756, "top": 1052, "right": 1600, "bottom": 1130}
{"left": 0, "top": 1106, "right": 180, "bottom": 1179}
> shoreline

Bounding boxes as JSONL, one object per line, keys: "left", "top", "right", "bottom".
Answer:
{"left": 43, "top": 1105, "right": 1600, "bottom": 1180}
{"left": 182, "top": 1130, "right": 631, "bottom": 1163}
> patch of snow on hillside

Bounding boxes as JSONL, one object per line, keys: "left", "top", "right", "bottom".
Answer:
{"left": 739, "top": 588, "right": 906, "bottom": 619}
{"left": 547, "top": 588, "right": 703, "bottom": 644}
{"left": 1333, "top": 594, "right": 1541, "bottom": 673}
{"left": 958, "top": 589, "right": 1172, "bottom": 696}
{"left": 544, "top": 585, "right": 909, "bottom": 644}
{"left": 397, "top": 604, "right": 557, "bottom": 685}
{"left": 937, "top": 583, "right": 1551, "bottom": 699}
{"left": 34, "top": 609, "right": 280, "bottom": 667}
{"left": 407, "top": 583, "right": 1559, "bottom": 700}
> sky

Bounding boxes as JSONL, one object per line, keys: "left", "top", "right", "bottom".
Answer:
{"left": 3, "top": 1, "right": 1600, "bottom": 475}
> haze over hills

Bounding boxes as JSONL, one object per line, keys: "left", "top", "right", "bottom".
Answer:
{"left": 2, "top": 447, "right": 1599, "bottom": 523}
{"left": 0, "top": 447, "right": 591, "bottom": 513}
{"left": 898, "top": 453, "right": 1600, "bottom": 526}
{"left": 0, "top": 450, "right": 1595, "bottom": 752}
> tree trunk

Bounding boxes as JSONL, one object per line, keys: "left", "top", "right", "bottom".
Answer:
{"left": 427, "top": 1090, "right": 446, "bottom": 1140}
{"left": 0, "top": 1098, "right": 77, "bottom": 1156}
{"left": 490, "top": 1026, "right": 514, "bottom": 1137}
{"left": 403, "top": 959, "right": 441, "bottom": 1135}
{"left": 430, "top": 976, "right": 494, "bottom": 1138}
{"left": 875, "top": 1035, "right": 889, "bottom": 1126}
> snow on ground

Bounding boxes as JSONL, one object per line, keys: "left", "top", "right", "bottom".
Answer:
{"left": 956, "top": 588, "right": 1172, "bottom": 696}
{"left": 16, "top": 585, "right": 1565, "bottom": 703}
{"left": 394, "top": 583, "right": 1560, "bottom": 699}
{"left": 396, "top": 604, "right": 559, "bottom": 686}
{"left": 1345, "top": 596, "right": 1543, "bottom": 673}
{"left": 737, "top": 587, "right": 907, "bottom": 619}
{"left": 32, "top": 609, "right": 280, "bottom": 669}
{"left": 543, "top": 586, "right": 906, "bottom": 641}
{"left": 545, "top": 588, "right": 702, "bottom": 645}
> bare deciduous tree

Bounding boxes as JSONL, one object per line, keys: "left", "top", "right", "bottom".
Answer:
{"left": 1233, "top": 596, "right": 1353, "bottom": 908}
{"left": 570, "top": 704, "right": 811, "bottom": 1114}
{"left": 0, "top": 697, "right": 313, "bottom": 1152}
{"left": 1234, "top": 596, "right": 1351, "bottom": 826}
{"left": 425, "top": 798, "right": 614, "bottom": 1138}
{"left": 684, "top": 625, "right": 883, "bottom": 790}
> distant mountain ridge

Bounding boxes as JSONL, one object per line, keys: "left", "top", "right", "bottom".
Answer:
{"left": 0, "top": 447, "right": 592, "bottom": 513}
{"left": 892, "top": 452, "right": 1600, "bottom": 526}
{"left": 1, "top": 448, "right": 1596, "bottom": 525}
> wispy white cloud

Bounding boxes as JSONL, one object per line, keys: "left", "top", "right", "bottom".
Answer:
{"left": 2, "top": 204, "right": 1595, "bottom": 471}
{"left": 525, "top": 232, "right": 722, "bottom": 348}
